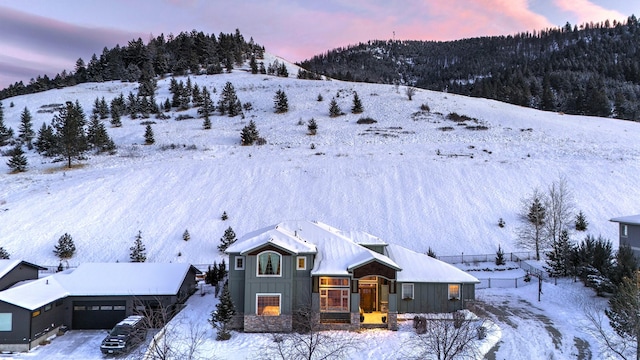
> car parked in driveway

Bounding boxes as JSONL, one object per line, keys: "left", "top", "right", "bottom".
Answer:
{"left": 100, "top": 315, "right": 147, "bottom": 355}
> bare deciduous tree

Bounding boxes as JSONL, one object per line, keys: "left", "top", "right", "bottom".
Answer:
{"left": 402, "top": 311, "right": 488, "bottom": 360}
{"left": 405, "top": 86, "right": 416, "bottom": 100}
{"left": 584, "top": 297, "right": 639, "bottom": 360}
{"left": 545, "top": 176, "right": 574, "bottom": 245}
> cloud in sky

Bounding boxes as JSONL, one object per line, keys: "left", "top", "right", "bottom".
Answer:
{"left": 0, "top": 0, "right": 637, "bottom": 89}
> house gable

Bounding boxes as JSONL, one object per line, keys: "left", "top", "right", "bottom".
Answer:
{"left": 351, "top": 260, "right": 397, "bottom": 280}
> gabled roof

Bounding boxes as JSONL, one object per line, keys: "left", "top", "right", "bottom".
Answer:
{"left": 0, "top": 262, "right": 200, "bottom": 311}
{"left": 229, "top": 221, "right": 400, "bottom": 276}
{"left": 610, "top": 214, "right": 640, "bottom": 225}
{"left": 0, "top": 260, "right": 47, "bottom": 279}
{"left": 386, "top": 244, "right": 479, "bottom": 284}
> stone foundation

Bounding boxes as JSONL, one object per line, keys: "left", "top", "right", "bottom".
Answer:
{"left": 244, "top": 314, "right": 292, "bottom": 332}
{"left": 386, "top": 312, "right": 398, "bottom": 331}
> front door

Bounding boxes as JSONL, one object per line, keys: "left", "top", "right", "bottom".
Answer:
{"left": 360, "top": 287, "right": 375, "bottom": 312}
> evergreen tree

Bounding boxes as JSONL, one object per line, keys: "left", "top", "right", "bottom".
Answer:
{"left": 98, "top": 97, "right": 109, "bottom": 119}
{"left": 351, "top": 91, "right": 364, "bottom": 114}
{"left": 198, "top": 87, "right": 215, "bottom": 129}
{"left": 34, "top": 122, "right": 56, "bottom": 157}
{"left": 575, "top": 210, "right": 588, "bottom": 231}
{"left": 329, "top": 98, "right": 342, "bottom": 117}
{"left": 218, "top": 259, "right": 227, "bottom": 280}
{"left": 520, "top": 190, "right": 547, "bottom": 260}
{"left": 51, "top": 101, "right": 88, "bottom": 168}
{"left": 277, "top": 62, "right": 288, "bottom": 77}
{"left": 0, "top": 247, "right": 9, "bottom": 260}
{"left": 0, "top": 102, "right": 14, "bottom": 146}
{"left": 183, "top": 229, "right": 191, "bottom": 242}
{"left": 610, "top": 244, "right": 638, "bottom": 286}
{"left": 605, "top": 276, "right": 640, "bottom": 360}
{"left": 18, "top": 107, "right": 35, "bottom": 148}
{"left": 87, "top": 115, "right": 116, "bottom": 153}
{"left": 205, "top": 263, "right": 219, "bottom": 285}
{"left": 218, "top": 82, "right": 242, "bottom": 117}
{"left": 209, "top": 281, "right": 236, "bottom": 341}
{"left": 307, "top": 118, "right": 318, "bottom": 135}
{"left": 221, "top": 211, "right": 228, "bottom": 220}
{"left": 274, "top": 89, "right": 289, "bottom": 113}
{"left": 249, "top": 55, "right": 258, "bottom": 74}
{"left": 130, "top": 231, "right": 147, "bottom": 262}
{"left": 218, "top": 226, "right": 237, "bottom": 253}
{"left": 544, "top": 229, "right": 573, "bottom": 277}
{"left": 53, "top": 233, "right": 76, "bottom": 260}
{"left": 495, "top": 245, "right": 506, "bottom": 266}
{"left": 144, "top": 124, "right": 155, "bottom": 144}
{"left": 427, "top": 247, "right": 437, "bottom": 258}
{"left": 192, "top": 83, "right": 203, "bottom": 107}
{"left": 6, "top": 144, "right": 27, "bottom": 172}
{"left": 240, "top": 120, "right": 259, "bottom": 145}
{"left": 317, "top": 93, "right": 323, "bottom": 102}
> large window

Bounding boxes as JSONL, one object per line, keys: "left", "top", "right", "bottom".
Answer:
{"left": 257, "top": 294, "right": 281, "bottom": 316}
{"left": 320, "top": 277, "right": 350, "bottom": 312}
{"left": 257, "top": 251, "right": 281, "bottom": 276}
{"left": 402, "top": 283, "right": 414, "bottom": 299}
{"left": 449, "top": 284, "right": 460, "bottom": 300}
{"left": 0, "top": 313, "right": 11, "bottom": 331}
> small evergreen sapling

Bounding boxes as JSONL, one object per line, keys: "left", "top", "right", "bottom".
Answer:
{"left": 144, "top": 124, "right": 155, "bottom": 145}
{"left": 495, "top": 245, "right": 506, "bottom": 266}
{"left": 221, "top": 211, "right": 228, "bottom": 221}
{"left": 183, "top": 229, "right": 191, "bottom": 242}
{"left": 130, "top": 231, "right": 147, "bottom": 262}
{"left": 329, "top": 98, "right": 342, "bottom": 117}
{"left": 273, "top": 89, "right": 289, "bottom": 113}
{"left": 18, "top": 107, "right": 35, "bottom": 148}
{"left": 6, "top": 145, "right": 27, "bottom": 173}
{"left": 307, "top": 118, "right": 318, "bottom": 135}
{"left": 53, "top": 233, "right": 76, "bottom": 260}
{"left": 575, "top": 210, "right": 588, "bottom": 231}
{"left": 240, "top": 120, "right": 259, "bottom": 145}
{"left": 218, "top": 227, "right": 237, "bottom": 253}
{"left": 0, "top": 247, "right": 10, "bottom": 260}
{"left": 351, "top": 91, "right": 363, "bottom": 114}
{"left": 427, "top": 247, "right": 437, "bottom": 258}
{"left": 209, "top": 281, "right": 236, "bottom": 341}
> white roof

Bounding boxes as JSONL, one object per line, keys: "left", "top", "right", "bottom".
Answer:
{"left": 610, "top": 214, "right": 640, "bottom": 225}
{"left": 227, "top": 224, "right": 317, "bottom": 255}
{"left": 0, "top": 260, "right": 43, "bottom": 279}
{"left": 386, "top": 244, "right": 479, "bottom": 283}
{"left": 0, "top": 262, "right": 196, "bottom": 310}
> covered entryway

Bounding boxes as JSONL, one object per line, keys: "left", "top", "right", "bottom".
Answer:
{"left": 72, "top": 300, "right": 126, "bottom": 329}
{"left": 359, "top": 277, "right": 378, "bottom": 312}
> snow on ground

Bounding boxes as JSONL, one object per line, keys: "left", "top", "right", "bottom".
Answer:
{"left": 1, "top": 56, "right": 639, "bottom": 358}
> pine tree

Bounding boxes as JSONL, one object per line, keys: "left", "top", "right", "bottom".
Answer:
{"left": 249, "top": 55, "right": 258, "bottom": 74}
{"left": 98, "top": 97, "right": 109, "bottom": 119}
{"left": 144, "top": 124, "right": 155, "bottom": 144}
{"left": 209, "top": 281, "right": 236, "bottom": 340}
{"left": 495, "top": 245, "right": 506, "bottom": 266}
{"left": 183, "top": 229, "right": 190, "bottom": 242}
{"left": 329, "top": 98, "right": 342, "bottom": 117}
{"left": 130, "top": 231, "right": 147, "bottom": 262}
{"left": 18, "top": 107, "right": 35, "bottom": 148}
{"left": 6, "top": 144, "right": 27, "bottom": 172}
{"left": 0, "top": 102, "right": 14, "bottom": 146}
{"left": 53, "top": 233, "right": 76, "bottom": 260}
{"left": 87, "top": 115, "right": 115, "bottom": 153}
{"left": 307, "top": 118, "right": 318, "bottom": 135}
{"left": 427, "top": 247, "right": 437, "bottom": 258}
{"left": 240, "top": 120, "right": 259, "bottom": 145}
{"left": 274, "top": 89, "right": 289, "bottom": 113}
{"left": 205, "top": 263, "right": 219, "bottom": 285}
{"left": 575, "top": 210, "right": 588, "bottom": 231}
{"left": 34, "top": 122, "right": 56, "bottom": 157}
{"left": 218, "top": 259, "right": 227, "bottom": 280}
{"left": 218, "top": 82, "right": 242, "bottom": 117}
{"left": 351, "top": 91, "right": 363, "bottom": 114}
{"left": 544, "top": 230, "right": 573, "bottom": 277}
{"left": 221, "top": 211, "right": 228, "bottom": 221}
{"left": 218, "top": 227, "right": 237, "bottom": 253}
{"left": 317, "top": 93, "right": 323, "bottom": 102}
{"left": 198, "top": 87, "right": 215, "bottom": 129}
{"left": 605, "top": 276, "right": 640, "bottom": 359}
{"left": 51, "top": 101, "right": 88, "bottom": 168}
{"left": 0, "top": 247, "right": 9, "bottom": 260}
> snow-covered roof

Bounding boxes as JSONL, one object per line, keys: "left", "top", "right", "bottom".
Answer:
{"left": 385, "top": 244, "right": 479, "bottom": 283}
{"left": 230, "top": 221, "right": 400, "bottom": 276}
{"left": 0, "top": 263, "right": 198, "bottom": 310}
{"left": 610, "top": 214, "right": 640, "bottom": 225}
{"left": 0, "top": 260, "right": 46, "bottom": 279}
{"left": 344, "top": 230, "right": 388, "bottom": 246}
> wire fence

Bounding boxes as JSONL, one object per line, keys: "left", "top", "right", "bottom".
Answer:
{"left": 436, "top": 251, "right": 537, "bottom": 265}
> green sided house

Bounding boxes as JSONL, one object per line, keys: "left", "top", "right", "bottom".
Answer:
{"left": 226, "top": 220, "right": 479, "bottom": 332}
{"left": 0, "top": 262, "right": 200, "bottom": 352}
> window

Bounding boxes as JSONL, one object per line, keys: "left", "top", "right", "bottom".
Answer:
{"left": 257, "top": 294, "right": 281, "bottom": 316}
{"left": 402, "top": 283, "right": 414, "bottom": 299}
{"left": 319, "top": 277, "right": 350, "bottom": 312}
{"left": 73, "top": 305, "right": 86, "bottom": 311}
{"left": 449, "top": 284, "right": 461, "bottom": 300}
{"left": 257, "top": 251, "right": 281, "bottom": 276}
{"left": 0, "top": 313, "right": 11, "bottom": 331}
{"left": 114, "top": 305, "right": 126, "bottom": 311}
{"left": 100, "top": 306, "right": 113, "bottom": 310}
{"left": 235, "top": 256, "right": 245, "bottom": 270}
{"left": 622, "top": 225, "right": 628, "bottom": 237}
{"left": 32, "top": 310, "right": 41, "bottom": 318}
{"left": 44, "top": 304, "right": 52, "bottom": 312}
{"left": 297, "top": 256, "right": 306, "bottom": 270}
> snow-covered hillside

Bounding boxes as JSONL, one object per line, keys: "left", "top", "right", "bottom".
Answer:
{"left": 2, "top": 55, "right": 640, "bottom": 267}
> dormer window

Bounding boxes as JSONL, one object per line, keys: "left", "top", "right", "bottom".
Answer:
{"left": 258, "top": 251, "right": 281, "bottom": 276}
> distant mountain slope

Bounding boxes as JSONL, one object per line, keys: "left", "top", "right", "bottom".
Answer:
{"left": 1, "top": 57, "right": 639, "bottom": 266}
{"left": 301, "top": 15, "right": 640, "bottom": 121}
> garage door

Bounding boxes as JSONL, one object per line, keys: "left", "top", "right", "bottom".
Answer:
{"left": 72, "top": 300, "right": 127, "bottom": 329}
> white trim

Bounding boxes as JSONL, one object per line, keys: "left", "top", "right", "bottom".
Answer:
{"left": 296, "top": 256, "right": 307, "bottom": 270}
{"left": 256, "top": 251, "right": 283, "bottom": 277}
{"left": 401, "top": 283, "right": 414, "bottom": 299}
{"left": 622, "top": 224, "right": 628, "bottom": 238}
{"left": 256, "top": 293, "right": 281, "bottom": 316}
{"left": 234, "top": 256, "right": 245, "bottom": 270}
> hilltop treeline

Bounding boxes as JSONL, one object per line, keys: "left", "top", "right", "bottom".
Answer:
{"left": 0, "top": 29, "right": 264, "bottom": 100}
{"left": 301, "top": 15, "right": 640, "bottom": 120}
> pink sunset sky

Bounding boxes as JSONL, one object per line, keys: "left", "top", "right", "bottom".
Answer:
{"left": 0, "top": 0, "right": 638, "bottom": 89}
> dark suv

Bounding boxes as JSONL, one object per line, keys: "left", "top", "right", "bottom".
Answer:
{"left": 100, "top": 315, "right": 147, "bottom": 355}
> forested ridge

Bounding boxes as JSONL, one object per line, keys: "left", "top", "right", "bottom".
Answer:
{"left": 0, "top": 29, "right": 263, "bottom": 100}
{"left": 300, "top": 15, "right": 640, "bottom": 120}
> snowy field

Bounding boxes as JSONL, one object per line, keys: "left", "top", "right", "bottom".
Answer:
{"left": 1, "top": 55, "right": 639, "bottom": 358}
